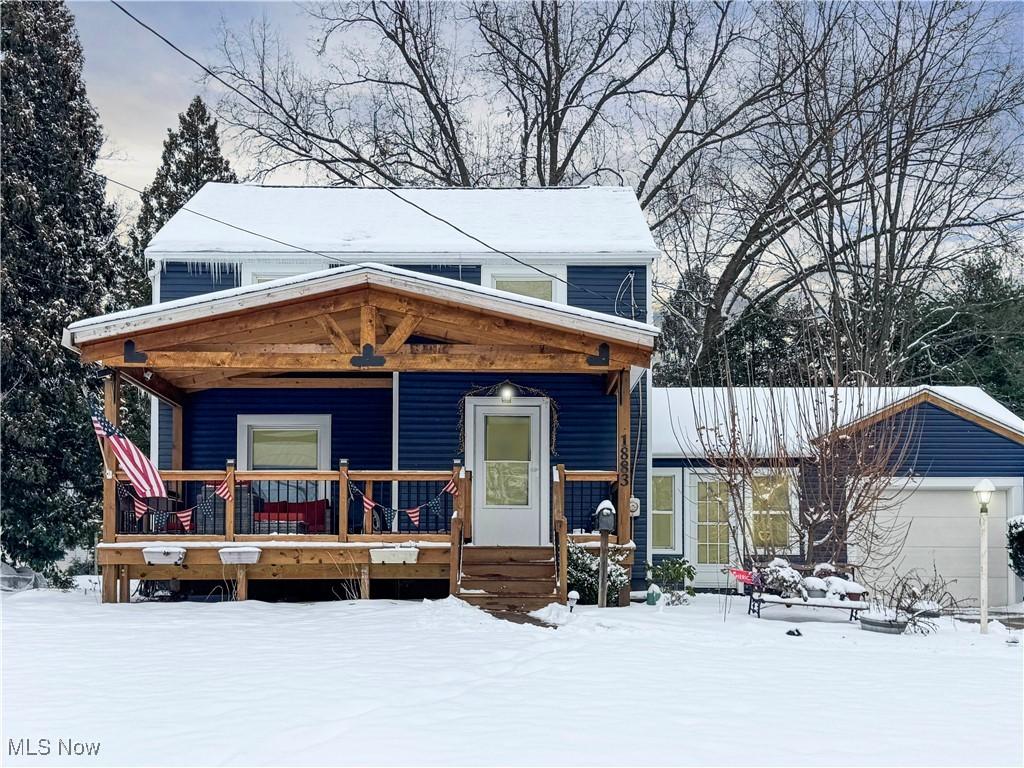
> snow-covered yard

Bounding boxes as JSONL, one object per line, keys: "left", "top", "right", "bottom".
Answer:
{"left": 3, "top": 582, "right": 1021, "bottom": 767}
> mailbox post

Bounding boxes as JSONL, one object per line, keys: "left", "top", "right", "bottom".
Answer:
{"left": 596, "top": 500, "right": 616, "bottom": 608}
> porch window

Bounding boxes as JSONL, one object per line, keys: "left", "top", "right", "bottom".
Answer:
{"left": 696, "top": 480, "right": 730, "bottom": 565}
{"left": 249, "top": 429, "right": 319, "bottom": 470}
{"left": 651, "top": 473, "right": 679, "bottom": 552}
{"left": 750, "top": 473, "right": 793, "bottom": 550}
{"left": 236, "top": 414, "right": 331, "bottom": 471}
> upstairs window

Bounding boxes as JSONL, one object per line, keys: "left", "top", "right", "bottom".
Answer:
{"left": 482, "top": 265, "right": 566, "bottom": 304}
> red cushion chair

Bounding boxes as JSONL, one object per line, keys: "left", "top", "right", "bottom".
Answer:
{"left": 290, "top": 500, "right": 328, "bottom": 533}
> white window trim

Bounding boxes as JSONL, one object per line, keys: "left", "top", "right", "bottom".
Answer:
{"left": 650, "top": 467, "right": 684, "bottom": 555}
{"left": 236, "top": 414, "right": 331, "bottom": 471}
{"left": 480, "top": 264, "right": 567, "bottom": 304}
{"left": 744, "top": 467, "right": 800, "bottom": 556}
{"left": 240, "top": 261, "right": 326, "bottom": 286}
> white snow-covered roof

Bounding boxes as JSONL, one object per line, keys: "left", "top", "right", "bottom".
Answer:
{"left": 145, "top": 183, "right": 660, "bottom": 259}
{"left": 64, "top": 262, "right": 658, "bottom": 349}
{"left": 652, "top": 386, "right": 1024, "bottom": 458}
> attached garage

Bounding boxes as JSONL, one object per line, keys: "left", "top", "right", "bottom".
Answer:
{"left": 872, "top": 480, "right": 1021, "bottom": 608}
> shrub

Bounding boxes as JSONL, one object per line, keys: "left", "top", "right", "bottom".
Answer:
{"left": 1008, "top": 516, "right": 1024, "bottom": 580}
{"left": 566, "top": 541, "right": 629, "bottom": 605}
{"left": 648, "top": 557, "right": 696, "bottom": 605}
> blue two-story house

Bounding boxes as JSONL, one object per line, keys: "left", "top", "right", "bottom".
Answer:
{"left": 64, "top": 184, "right": 659, "bottom": 606}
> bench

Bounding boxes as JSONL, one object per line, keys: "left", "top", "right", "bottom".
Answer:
{"left": 748, "top": 592, "right": 867, "bottom": 621}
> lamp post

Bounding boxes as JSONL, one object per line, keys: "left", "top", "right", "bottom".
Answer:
{"left": 973, "top": 479, "right": 995, "bottom": 635}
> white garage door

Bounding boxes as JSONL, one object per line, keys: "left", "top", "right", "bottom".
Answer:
{"left": 871, "top": 488, "right": 1009, "bottom": 608}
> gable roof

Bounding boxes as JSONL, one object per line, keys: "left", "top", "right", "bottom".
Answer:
{"left": 652, "top": 386, "right": 1024, "bottom": 457}
{"left": 64, "top": 262, "right": 658, "bottom": 352}
{"left": 145, "top": 183, "right": 660, "bottom": 259}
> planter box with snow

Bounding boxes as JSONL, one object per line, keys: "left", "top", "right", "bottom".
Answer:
{"left": 142, "top": 546, "right": 187, "bottom": 566}
{"left": 859, "top": 614, "right": 908, "bottom": 634}
{"left": 218, "top": 547, "right": 262, "bottom": 565}
{"left": 369, "top": 547, "right": 419, "bottom": 565}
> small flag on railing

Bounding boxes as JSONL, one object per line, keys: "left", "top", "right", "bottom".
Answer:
{"left": 133, "top": 495, "right": 148, "bottom": 519}
{"left": 212, "top": 476, "right": 233, "bottom": 501}
{"left": 442, "top": 474, "right": 459, "bottom": 497}
{"left": 90, "top": 402, "right": 166, "bottom": 499}
{"left": 362, "top": 494, "right": 375, "bottom": 512}
{"left": 405, "top": 506, "right": 421, "bottom": 528}
{"left": 175, "top": 510, "right": 193, "bottom": 533}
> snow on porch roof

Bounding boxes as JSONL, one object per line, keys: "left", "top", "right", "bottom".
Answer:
{"left": 145, "top": 183, "right": 660, "bottom": 258}
{"left": 652, "top": 386, "right": 1024, "bottom": 458}
{"left": 63, "top": 262, "right": 659, "bottom": 350}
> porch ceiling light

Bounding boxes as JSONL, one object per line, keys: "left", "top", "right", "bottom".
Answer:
{"left": 973, "top": 478, "right": 995, "bottom": 510}
{"left": 499, "top": 384, "right": 516, "bottom": 403}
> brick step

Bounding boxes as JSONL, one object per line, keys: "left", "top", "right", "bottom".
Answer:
{"left": 461, "top": 546, "right": 554, "bottom": 564}
{"left": 460, "top": 577, "right": 556, "bottom": 595}
{"left": 461, "top": 562, "right": 556, "bottom": 579}
{"left": 457, "top": 593, "right": 559, "bottom": 612}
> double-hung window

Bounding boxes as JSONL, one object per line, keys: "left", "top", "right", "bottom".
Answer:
{"left": 651, "top": 469, "right": 683, "bottom": 554}
{"left": 749, "top": 472, "right": 795, "bottom": 552}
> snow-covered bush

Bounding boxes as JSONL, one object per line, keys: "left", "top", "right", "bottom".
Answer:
{"left": 870, "top": 567, "right": 959, "bottom": 634}
{"left": 1008, "top": 516, "right": 1024, "bottom": 580}
{"left": 566, "top": 541, "right": 629, "bottom": 605}
{"left": 813, "top": 562, "right": 836, "bottom": 578}
{"left": 648, "top": 557, "right": 696, "bottom": 605}
{"left": 802, "top": 576, "right": 828, "bottom": 596}
{"left": 754, "top": 557, "right": 805, "bottom": 599}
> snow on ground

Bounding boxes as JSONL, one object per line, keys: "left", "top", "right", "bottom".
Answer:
{"left": 3, "top": 582, "right": 1022, "bottom": 767}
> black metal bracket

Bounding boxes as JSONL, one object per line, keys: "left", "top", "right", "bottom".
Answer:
{"left": 123, "top": 340, "right": 148, "bottom": 363}
{"left": 586, "top": 342, "right": 610, "bottom": 366}
{"left": 350, "top": 343, "right": 386, "bottom": 367}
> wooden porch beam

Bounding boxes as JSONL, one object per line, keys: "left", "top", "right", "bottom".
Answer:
{"left": 360, "top": 304, "right": 378, "bottom": 349}
{"left": 317, "top": 314, "right": 356, "bottom": 354}
{"left": 117, "top": 368, "right": 185, "bottom": 408}
{"left": 182, "top": 377, "right": 393, "bottom": 391}
{"left": 379, "top": 313, "right": 421, "bottom": 354}
{"left": 111, "top": 349, "right": 622, "bottom": 372}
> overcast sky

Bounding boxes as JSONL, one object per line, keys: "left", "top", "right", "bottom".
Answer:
{"left": 71, "top": 1, "right": 312, "bottom": 217}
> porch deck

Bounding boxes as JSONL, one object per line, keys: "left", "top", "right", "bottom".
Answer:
{"left": 96, "top": 465, "right": 635, "bottom": 604}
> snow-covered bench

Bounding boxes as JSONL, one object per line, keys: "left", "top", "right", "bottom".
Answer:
{"left": 748, "top": 592, "right": 867, "bottom": 621}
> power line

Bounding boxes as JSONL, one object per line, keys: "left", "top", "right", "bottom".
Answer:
{"left": 107, "top": 0, "right": 627, "bottom": 309}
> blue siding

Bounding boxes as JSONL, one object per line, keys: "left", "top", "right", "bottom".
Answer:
{"left": 567, "top": 265, "right": 647, "bottom": 319}
{"left": 397, "top": 264, "right": 481, "bottom": 284}
{"left": 183, "top": 388, "right": 392, "bottom": 471}
{"left": 159, "top": 262, "right": 238, "bottom": 301}
{"left": 895, "top": 403, "right": 1024, "bottom": 477}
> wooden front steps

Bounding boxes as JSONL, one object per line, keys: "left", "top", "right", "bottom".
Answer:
{"left": 455, "top": 546, "right": 559, "bottom": 612}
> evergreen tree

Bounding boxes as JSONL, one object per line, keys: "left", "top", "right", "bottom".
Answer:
{"left": 908, "top": 253, "right": 1024, "bottom": 416}
{"left": 130, "top": 95, "right": 236, "bottom": 263}
{"left": 1, "top": 1, "right": 141, "bottom": 570}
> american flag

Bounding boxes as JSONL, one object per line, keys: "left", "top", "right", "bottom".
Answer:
{"left": 211, "top": 476, "right": 233, "bottom": 501}
{"left": 362, "top": 494, "right": 375, "bottom": 512}
{"left": 133, "top": 495, "right": 148, "bottom": 519}
{"left": 442, "top": 474, "right": 459, "bottom": 497}
{"left": 90, "top": 403, "right": 166, "bottom": 499}
{"left": 175, "top": 510, "right": 193, "bottom": 533}
{"left": 405, "top": 506, "right": 421, "bottom": 527}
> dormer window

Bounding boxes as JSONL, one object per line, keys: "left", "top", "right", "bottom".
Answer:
{"left": 482, "top": 265, "right": 567, "bottom": 304}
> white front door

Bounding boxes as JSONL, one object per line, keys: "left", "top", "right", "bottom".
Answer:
{"left": 468, "top": 400, "right": 548, "bottom": 546}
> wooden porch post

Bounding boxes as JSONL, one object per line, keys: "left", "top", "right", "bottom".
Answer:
{"left": 118, "top": 565, "right": 130, "bottom": 603}
{"left": 338, "top": 459, "right": 349, "bottom": 542}
{"left": 615, "top": 369, "right": 632, "bottom": 543}
{"left": 224, "top": 459, "right": 236, "bottom": 541}
{"left": 555, "top": 464, "right": 568, "bottom": 604}
{"left": 235, "top": 565, "right": 248, "bottom": 601}
{"left": 171, "top": 403, "right": 183, "bottom": 470}
{"left": 363, "top": 480, "right": 375, "bottom": 534}
{"left": 101, "top": 373, "right": 120, "bottom": 603}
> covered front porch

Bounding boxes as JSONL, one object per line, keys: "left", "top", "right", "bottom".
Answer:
{"left": 64, "top": 264, "right": 656, "bottom": 605}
